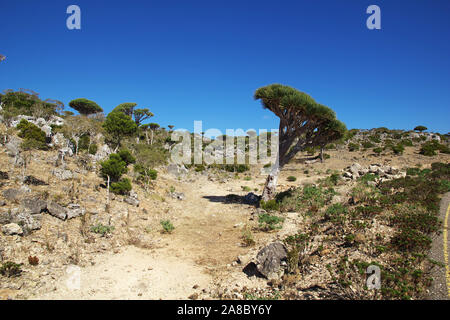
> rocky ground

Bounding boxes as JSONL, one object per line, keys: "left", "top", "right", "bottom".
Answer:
{"left": 0, "top": 129, "right": 449, "bottom": 300}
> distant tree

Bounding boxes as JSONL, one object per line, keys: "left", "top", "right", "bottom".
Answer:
{"left": 62, "top": 116, "right": 93, "bottom": 155}
{"left": 113, "top": 103, "right": 154, "bottom": 126}
{"left": 145, "top": 123, "right": 160, "bottom": 145}
{"left": 112, "top": 103, "right": 136, "bottom": 117}
{"left": 168, "top": 125, "right": 174, "bottom": 131}
{"left": 254, "top": 84, "right": 346, "bottom": 200}
{"left": 63, "top": 111, "right": 75, "bottom": 117}
{"left": 69, "top": 98, "right": 103, "bottom": 116}
{"left": 0, "top": 89, "right": 60, "bottom": 121}
{"left": 0, "top": 54, "right": 5, "bottom": 63}
{"left": 103, "top": 111, "right": 137, "bottom": 150}
{"left": 133, "top": 108, "right": 154, "bottom": 126}
{"left": 414, "top": 125, "right": 427, "bottom": 132}
{"left": 100, "top": 153, "right": 128, "bottom": 182}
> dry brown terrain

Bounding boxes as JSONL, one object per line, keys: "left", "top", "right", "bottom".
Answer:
{"left": 0, "top": 143, "right": 449, "bottom": 300}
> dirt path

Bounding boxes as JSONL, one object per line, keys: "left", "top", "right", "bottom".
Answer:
{"left": 427, "top": 192, "right": 450, "bottom": 300}
{"left": 33, "top": 174, "right": 262, "bottom": 300}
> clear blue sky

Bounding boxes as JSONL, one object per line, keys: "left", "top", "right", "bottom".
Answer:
{"left": 0, "top": 0, "right": 449, "bottom": 134}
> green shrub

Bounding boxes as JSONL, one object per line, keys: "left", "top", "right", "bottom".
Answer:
{"left": 391, "top": 143, "right": 405, "bottom": 155}
{"left": 16, "top": 119, "right": 48, "bottom": 150}
{"left": 348, "top": 143, "right": 360, "bottom": 152}
{"left": 260, "top": 199, "right": 280, "bottom": 211}
{"left": 0, "top": 261, "right": 23, "bottom": 277}
{"left": 88, "top": 144, "right": 98, "bottom": 155}
{"left": 287, "top": 176, "right": 297, "bottom": 182}
{"left": 362, "top": 141, "right": 375, "bottom": 149}
{"left": 324, "top": 203, "right": 348, "bottom": 223}
{"left": 110, "top": 178, "right": 132, "bottom": 195}
{"left": 160, "top": 220, "right": 175, "bottom": 233}
{"left": 134, "top": 164, "right": 157, "bottom": 180}
{"left": 118, "top": 149, "right": 136, "bottom": 165}
{"left": 368, "top": 135, "right": 381, "bottom": 143}
{"left": 100, "top": 153, "right": 128, "bottom": 182}
{"left": 258, "top": 213, "right": 284, "bottom": 231}
{"left": 90, "top": 224, "right": 114, "bottom": 236}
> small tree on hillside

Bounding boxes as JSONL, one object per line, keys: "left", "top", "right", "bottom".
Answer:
{"left": 103, "top": 111, "right": 137, "bottom": 151}
{"left": 148, "top": 123, "right": 160, "bottom": 145}
{"left": 112, "top": 103, "right": 136, "bottom": 117}
{"left": 414, "top": 125, "right": 427, "bottom": 133}
{"left": 113, "top": 103, "right": 154, "bottom": 126}
{"left": 69, "top": 98, "right": 103, "bottom": 116}
{"left": 133, "top": 108, "right": 154, "bottom": 126}
{"left": 254, "top": 84, "right": 346, "bottom": 201}
{"left": 62, "top": 116, "right": 93, "bottom": 155}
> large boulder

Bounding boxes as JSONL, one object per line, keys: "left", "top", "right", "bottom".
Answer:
{"left": 47, "top": 202, "right": 67, "bottom": 220}
{"left": 94, "top": 144, "right": 112, "bottom": 161}
{"left": 66, "top": 203, "right": 85, "bottom": 219}
{"left": 2, "top": 223, "right": 23, "bottom": 236}
{"left": 20, "top": 198, "right": 47, "bottom": 214}
{"left": 5, "top": 136, "right": 22, "bottom": 157}
{"left": 254, "top": 242, "right": 287, "bottom": 279}
{"left": 51, "top": 132, "right": 68, "bottom": 148}
{"left": 11, "top": 210, "right": 41, "bottom": 231}
{"left": 124, "top": 197, "right": 140, "bottom": 206}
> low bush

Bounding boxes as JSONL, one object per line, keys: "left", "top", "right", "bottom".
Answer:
{"left": 260, "top": 199, "right": 280, "bottom": 211}
{"left": 348, "top": 143, "right": 360, "bottom": 152}
{"left": 258, "top": 213, "right": 284, "bottom": 231}
{"left": 91, "top": 223, "right": 115, "bottom": 236}
{"left": 287, "top": 176, "right": 297, "bottom": 182}
{"left": 110, "top": 178, "right": 132, "bottom": 195}
{"left": 16, "top": 119, "right": 48, "bottom": 150}
{"left": 160, "top": 220, "right": 175, "bottom": 233}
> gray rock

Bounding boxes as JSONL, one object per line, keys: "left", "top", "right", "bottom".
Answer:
{"left": 51, "top": 168, "right": 74, "bottom": 180}
{"left": 11, "top": 211, "right": 41, "bottom": 231}
{"left": 21, "top": 198, "right": 47, "bottom": 214}
{"left": 0, "top": 210, "right": 12, "bottom": 225}
{"left": 349, "top": 163, "right": 362, "bottom": 175}
{"left": 255, "top": 242, "right": 287, "bottom": 279}
{"left": 2, "top": 188, "right": 24, "bottom": 202}
{"left": 367, "top": 181, "right": 377, "bottom": 187}
{"left": 5, "top": 136, "right": 22, "bottom": 157}
{"left": 0, "top": 200, "right": 6, "bottom": 207}
{"left": 169, "top": 192, "right": 185, "bottom": 200}
{"left": 51, "top": 132, "right": 67, "bottom": 148}
{"left": 93, "top": 144, "right": 112, "bottom": 161}
{"left": 2, "top": 223, "right": 23, "bottom": 236}
{"left": 124, "top": 197, "right": 140, "bottom": 206}
{"left": 66, "top": 203, "right": 85, "bottom": 219}
{"left": 47, "top": 202, "right": 67, "bottom": 220}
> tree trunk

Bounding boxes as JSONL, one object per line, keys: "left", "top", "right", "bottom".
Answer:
{"left": 261, "top": 157, "right": 281, "bottom": 201}
{"left": 106, "top": 175, "right": 110, "bottom": 205}
{"left": 151, "top": 130, "right": 154, "bottom": 145}
{"left": 320, "top": 147, "right": 324, "bottom": 163}
{"left": 145, "top": 130, "right": 149, "bottom": 145}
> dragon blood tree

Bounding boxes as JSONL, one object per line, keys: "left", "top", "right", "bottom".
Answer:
{"left": 254, "top": 84, "right": 347, "bottom": 201}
